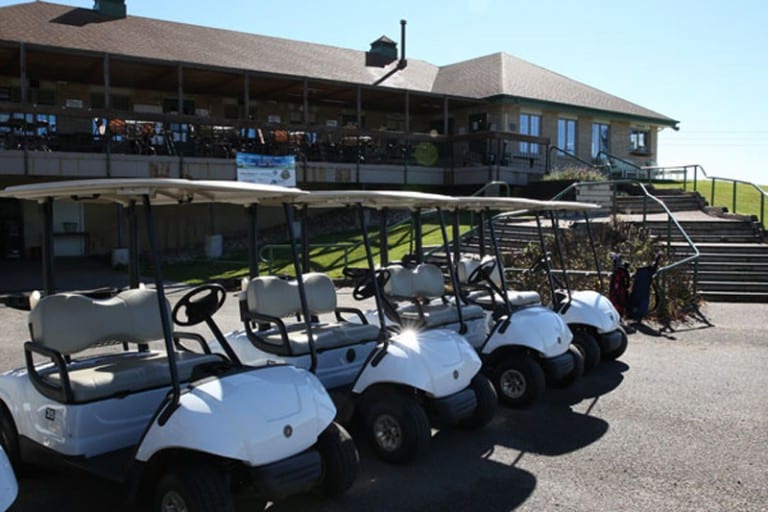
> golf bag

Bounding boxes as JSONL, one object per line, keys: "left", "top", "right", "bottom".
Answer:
{"left": 627, "top": 253, "right": 663, "bottom": 321}
{"left": 609, "top": 253, "right": 631, "bottom": 316}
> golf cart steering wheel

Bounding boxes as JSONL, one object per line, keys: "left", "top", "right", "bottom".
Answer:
{"left": 528, "top": 256, "right": 551, "bottom": 274}
{"left": 172, "top": 283, "right": 227, "bottom": 327}
{"left": 352, "top": 268, "right": 390, "bottom": 301}
{"left": 467, "top": 258, "right": 497, "bottom": 285}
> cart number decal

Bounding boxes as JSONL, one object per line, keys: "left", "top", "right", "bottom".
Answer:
{"left": 45, "top": 407, "right": 56, "bottom": 421}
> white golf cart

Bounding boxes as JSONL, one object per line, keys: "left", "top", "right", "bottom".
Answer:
{"left": 217, "top": 190, "right": 496, "bottom": 464}
{"left": 500, "top": 201, "right": 628, "bottom": 371}
{"left": 0, "top": 179, "right": 359, "bottom": 511}
{"left": 0, "top": 446, "right": 17, "bottom": 512}
{"left": 446, "top": 196, "right": 586, "bottom": 406}
{"left": 364, "top": 195, "right": 582, "bottom": 407}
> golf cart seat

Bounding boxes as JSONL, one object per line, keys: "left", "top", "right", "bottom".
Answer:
{"left": 243, "top": 273, "right": 380, "bottom": 356}
{"left": 26, "top": 289, "right": 222, "bottom": 403}
{"left": 457, "top": 257, "right": 542, "bottom": 308}
{"left": 383, "top": 263, "right": 485, "bottom": 328}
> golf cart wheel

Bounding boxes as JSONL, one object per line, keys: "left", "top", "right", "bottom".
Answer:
{"left": 364, "top": 394, "right": 431, "bottom": 464}
{"left": 155, "top": 463, "right": 234, "bottom": 512}
{"left": 317, "top": 422, "right": 360, "bottom": 496}
{"left": 571, "top": 329, "right": 601, "bottom": 373}
{"left": 459, "top": 374, "right": 498, "bottom": 430}
{"left": 602, "top": 327, "right": 628, "bottom": 360}
{"left": 491, "top": 354, "right": 545, "bottom": 408}
{"left": 0, "top": 403, "right": 21, "bottom": 471}
{"left": 550, "top": 345, "right": 585, "bottom": 388}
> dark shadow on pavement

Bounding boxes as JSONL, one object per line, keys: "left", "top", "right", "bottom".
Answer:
{"left": 11, "top": 468, "right": 131, "bottom": 512}
{"left": 269, "top": 423, "right": 536, "bottom": 512}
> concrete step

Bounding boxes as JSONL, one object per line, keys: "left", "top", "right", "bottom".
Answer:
{"left": 671, "top": 242, "right": 768, "bottom": 254}
{"left": 695, "top": 261, "right": 768, "bottom": 272}
{"left": 693, "top": 270, "right": 768, "bottom": 282}
{"left": 700, "top": 290, "right": 768, "bottom": 302}
{"left": 697, "top": 280, "right": 768, "bottom": 293}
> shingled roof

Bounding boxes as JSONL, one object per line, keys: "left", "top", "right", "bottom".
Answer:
{"left": 0, "top": 1, "right": 676, "bottom": 126}
{"left": 433, "top": 53, "right": 676, "bottom": 124}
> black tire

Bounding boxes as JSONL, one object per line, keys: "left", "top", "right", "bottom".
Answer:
{"left": 155, "top": 463, "right": 234, "bottom": 512}
{"left": 491, "top": 353, "right": 545, "bottom": 408}
{"left": 549, "top": 345, "right": 584, "bottom": 388}
{"left": 0, "top": 403, "right": 21, "bottom": 471}
{"left": 571, "top": 329, "right": 601, "bottom": 373}
{"left": 363, "top": 394, "right": 431, "bottom": 465}
{"left": 459, "top": 374, "right": 498, "bottom": 430}
{"left": 317, "top": 422, "right": 359, "bottom": 497}
{"left": 602, "top": 327, "right": 629, "bottom": 360}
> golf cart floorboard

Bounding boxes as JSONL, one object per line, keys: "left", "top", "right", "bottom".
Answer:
{"left": 22, "top": 437, "right": 136, "bottom": 483}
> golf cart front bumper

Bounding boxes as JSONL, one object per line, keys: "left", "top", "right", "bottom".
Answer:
{"left": 540, "top": 351, "right": 575, "bottom": 381}
{"left": 598, "top": 329, "right": 624, "bottom": 354}
{"left": 428, "top": 387, "right": 477, "bottom": 425}
{"left": 251, "top": 448, "right": 322, "bottom": 499}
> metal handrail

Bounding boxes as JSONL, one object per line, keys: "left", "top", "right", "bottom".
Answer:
{"left": 258, "top": 241, "right": 360, "bottom": 275}
{"left": 595, "top": 151, "right": 655, "bottom": 181}
{"left": 471, "top": 180, "right": 511, "bottom": 197}
{"left": 547, "top": 145, "right": 603, "bottom": 174}
{"left": 644, "top": 163, "right": 767, "bottom": 228}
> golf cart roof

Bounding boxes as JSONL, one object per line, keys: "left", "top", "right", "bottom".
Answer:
{"left": 454, "top": 196, "right": 600, "bottom": 213}
{"left": 0, "top": 178, "right": 307, "bottom": 206}
{"left": 279, "top": 189, "right": 458, "bottom": 210}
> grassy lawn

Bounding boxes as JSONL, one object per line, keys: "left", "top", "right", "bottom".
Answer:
{"left": 156, "top": 220, "right": 473, "bottom": 285}
{"left": 654, "top": 180, "right": 768, "bottom": 226}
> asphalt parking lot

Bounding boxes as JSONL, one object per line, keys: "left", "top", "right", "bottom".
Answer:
{"left": 1, "top": 286, "right": 767, "bottom": 511}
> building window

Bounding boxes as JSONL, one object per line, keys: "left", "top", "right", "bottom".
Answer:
{"left": 557, "top": 118, "right": 577, "bottom": 155}
{"left": 592, "top": 123, "right": 610, "bottom": 158}
{"left": 519, "top": 113, "right": 541, "bottom": 154}
{"left": 630, "top": 129, "right": 650, "bottom": 154}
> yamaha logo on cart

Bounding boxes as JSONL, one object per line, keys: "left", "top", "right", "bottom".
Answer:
{"left": 453, "top": 370, "right": 459, "bottom": 380}
{"left": 283, "top": 425, "right": 293, "bottom": 438}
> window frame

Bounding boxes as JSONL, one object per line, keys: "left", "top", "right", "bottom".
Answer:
{"left": 557, "top": 118, "right": 577, "bottom": 155}
{"left": 630, "top": 128, "right": 651, "bottom": 155}
{"left": 518, "top": 113, "right": 541, "bottom": 154}
{"left": 591, "top": 122, "right": 610, "bottom": 158}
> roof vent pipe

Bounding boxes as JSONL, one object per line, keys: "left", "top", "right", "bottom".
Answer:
{"left": 399, "top": 19, "right": 408, "bottom": 69}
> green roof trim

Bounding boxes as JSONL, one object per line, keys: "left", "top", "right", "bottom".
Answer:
{"left": 487, "top": 95, "right": 679, "bottom": 129}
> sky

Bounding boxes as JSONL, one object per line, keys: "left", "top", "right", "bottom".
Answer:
{"left": 2, "top": 0, "right": 767, "bottom": 184}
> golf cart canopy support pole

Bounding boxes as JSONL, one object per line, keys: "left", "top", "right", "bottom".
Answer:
{"left": 478, "top": 211, "right": 487, "bottom": 257}
{"left": 300, "top": 205, "right": 310, "bottom": 274}
{"left": 357, "top": 204, "right": 389, "bottom": 345}
{"left": 584, "top": 210, "right": 604, "bottom": 292}
{"left": 411, "top": 210, "right": 423, "bottom": 263}
{"left": 41, "top": 197, "right": 55, "bottom": 295}
{"left": 550, "top": 211, "right": 573, "bottom": 296}
{"left": 142, "top": 195, "right": 181, "bottom": 426}
{"left": 128, "top": 200, "right": 140, "bottom": 289}
{"left": 379, "top": 207, "right": 389, "bottom": 266}
{"left": 535, "top": 213, "right": 558, "bottom": 303}
{"left": 283, "top": 203, "right": 318, "bottom": 374}
{"left": 437, "top": 208, "right": 465, "bottom": 333}
{"left": 247, "top": 205, "right": 259, "bottom": 279}
{"left": 452, "top": 211, "right": 461, "bottom": 265}
{"left": 486, "top": 209, "right": 513, "bottom": 318}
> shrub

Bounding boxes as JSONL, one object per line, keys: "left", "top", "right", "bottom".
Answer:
{"left": 543, "top": 166, "right": 607, "bottom": 182}
{"left": 505, "top": 218, "right": 699, "bottom": 324}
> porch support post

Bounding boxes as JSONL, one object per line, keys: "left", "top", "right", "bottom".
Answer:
{"left": 104, "top": 53, "right": 112, "bottom": 177}
{"left": 244, "top": 72, "right": 250, "bottom": 119}
{"left": 41, "top": 198, "right": 55, "bottom": 295}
